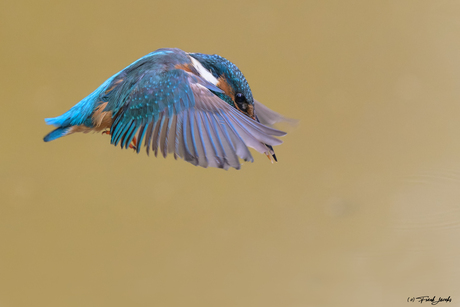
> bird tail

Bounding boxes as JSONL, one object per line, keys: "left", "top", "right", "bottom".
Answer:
{"left": 43, "top": 126, "right": 71, "bottom": 142}
{"left": 44, "top": 116, "right": 64, "bottom": 127}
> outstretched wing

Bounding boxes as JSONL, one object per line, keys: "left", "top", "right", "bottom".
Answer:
{"left": 109, "top": 69, "right": 286, "bottom": 170}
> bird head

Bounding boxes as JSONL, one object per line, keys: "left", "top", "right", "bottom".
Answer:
{"left": 189, "top": 53, "right": 255, "bottom": 118}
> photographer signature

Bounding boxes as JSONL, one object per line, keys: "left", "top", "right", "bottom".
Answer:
{"left": 407, "top": 296, "right": 452, "bottom": 305}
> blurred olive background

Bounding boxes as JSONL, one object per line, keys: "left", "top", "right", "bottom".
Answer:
{"left": 1, "top": 0, "right": 460, "bottom": 306}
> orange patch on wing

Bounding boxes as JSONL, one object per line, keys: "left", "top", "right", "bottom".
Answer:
{"left": 91, "top": 102, "right": 113, "bottom": 131}
{"left": 175, "top": 63, "right": 198, "bottom": 75}
{"left": 217, "top": 76, "right": 235, "bottom": 102}
{"left": 104, "top": 78, "right": 124, "bottom": 94}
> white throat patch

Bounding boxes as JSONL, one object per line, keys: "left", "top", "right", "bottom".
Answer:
{"left": 189, "top": 55, "right": 218, "bottom": 85}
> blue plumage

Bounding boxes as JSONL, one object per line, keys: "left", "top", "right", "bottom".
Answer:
{"left": 43, "top": 127, "right": 71, "bottom": 142}
{"left": 43, "top": 48, "right": 291, "bottom": 169}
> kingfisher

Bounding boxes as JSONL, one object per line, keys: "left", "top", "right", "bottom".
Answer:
{"left": 43, "top": 48, "right": 291, "bottom": 170}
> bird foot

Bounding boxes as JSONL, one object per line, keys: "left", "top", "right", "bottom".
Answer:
{"left": 265, "top": 153, "right": 276, "bottom": 164}
{"left": 102, "top": 129, "right": 137, "bottom": 151}
{"left": 129, "top": 136, "right": 138, "bottom": 151}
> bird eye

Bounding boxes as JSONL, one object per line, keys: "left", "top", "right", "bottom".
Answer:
{"left": 235, "top": 93, "right": 245, "bottom": 104}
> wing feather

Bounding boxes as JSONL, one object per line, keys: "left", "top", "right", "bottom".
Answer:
{"left": 152, "top": 114, "right": 164, "bottom": 157}
{"left": 181, "top": 110, "right": 198, "bottom": 165}
{"left": 167, "top": 115, "right": 177, "bottom": 158}
{"left": 175, "top": 112, "right": 186, "bottom": 160}
{"left": 120, "top": 120, "right": 136, "bottom": 148}
{"left": 136, "top": 124, "right": 148, "bottom": 153}
{"left": 191, "top": 109, "right": 209, "bottom": 168}
{"left": 217, "top": 111, "right": 253, "bottom": 162}
{"left": 124, "top": 121, "right": 139, "bottom": 149}
{"left": 209, "top": 112, "right": 239, "bottom": 170}
{"left": 159, "top": 116, "right": 170, "bottom": 158}
{"left": 144, "top": 121, "right": 155, "bottom": 156}
{"left": 203, "top": 112, "right": 225, "bottom": 168}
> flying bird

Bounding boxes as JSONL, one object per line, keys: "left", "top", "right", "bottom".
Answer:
{"left": 43, "top": 48, "right": 291, "bottom": 170}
